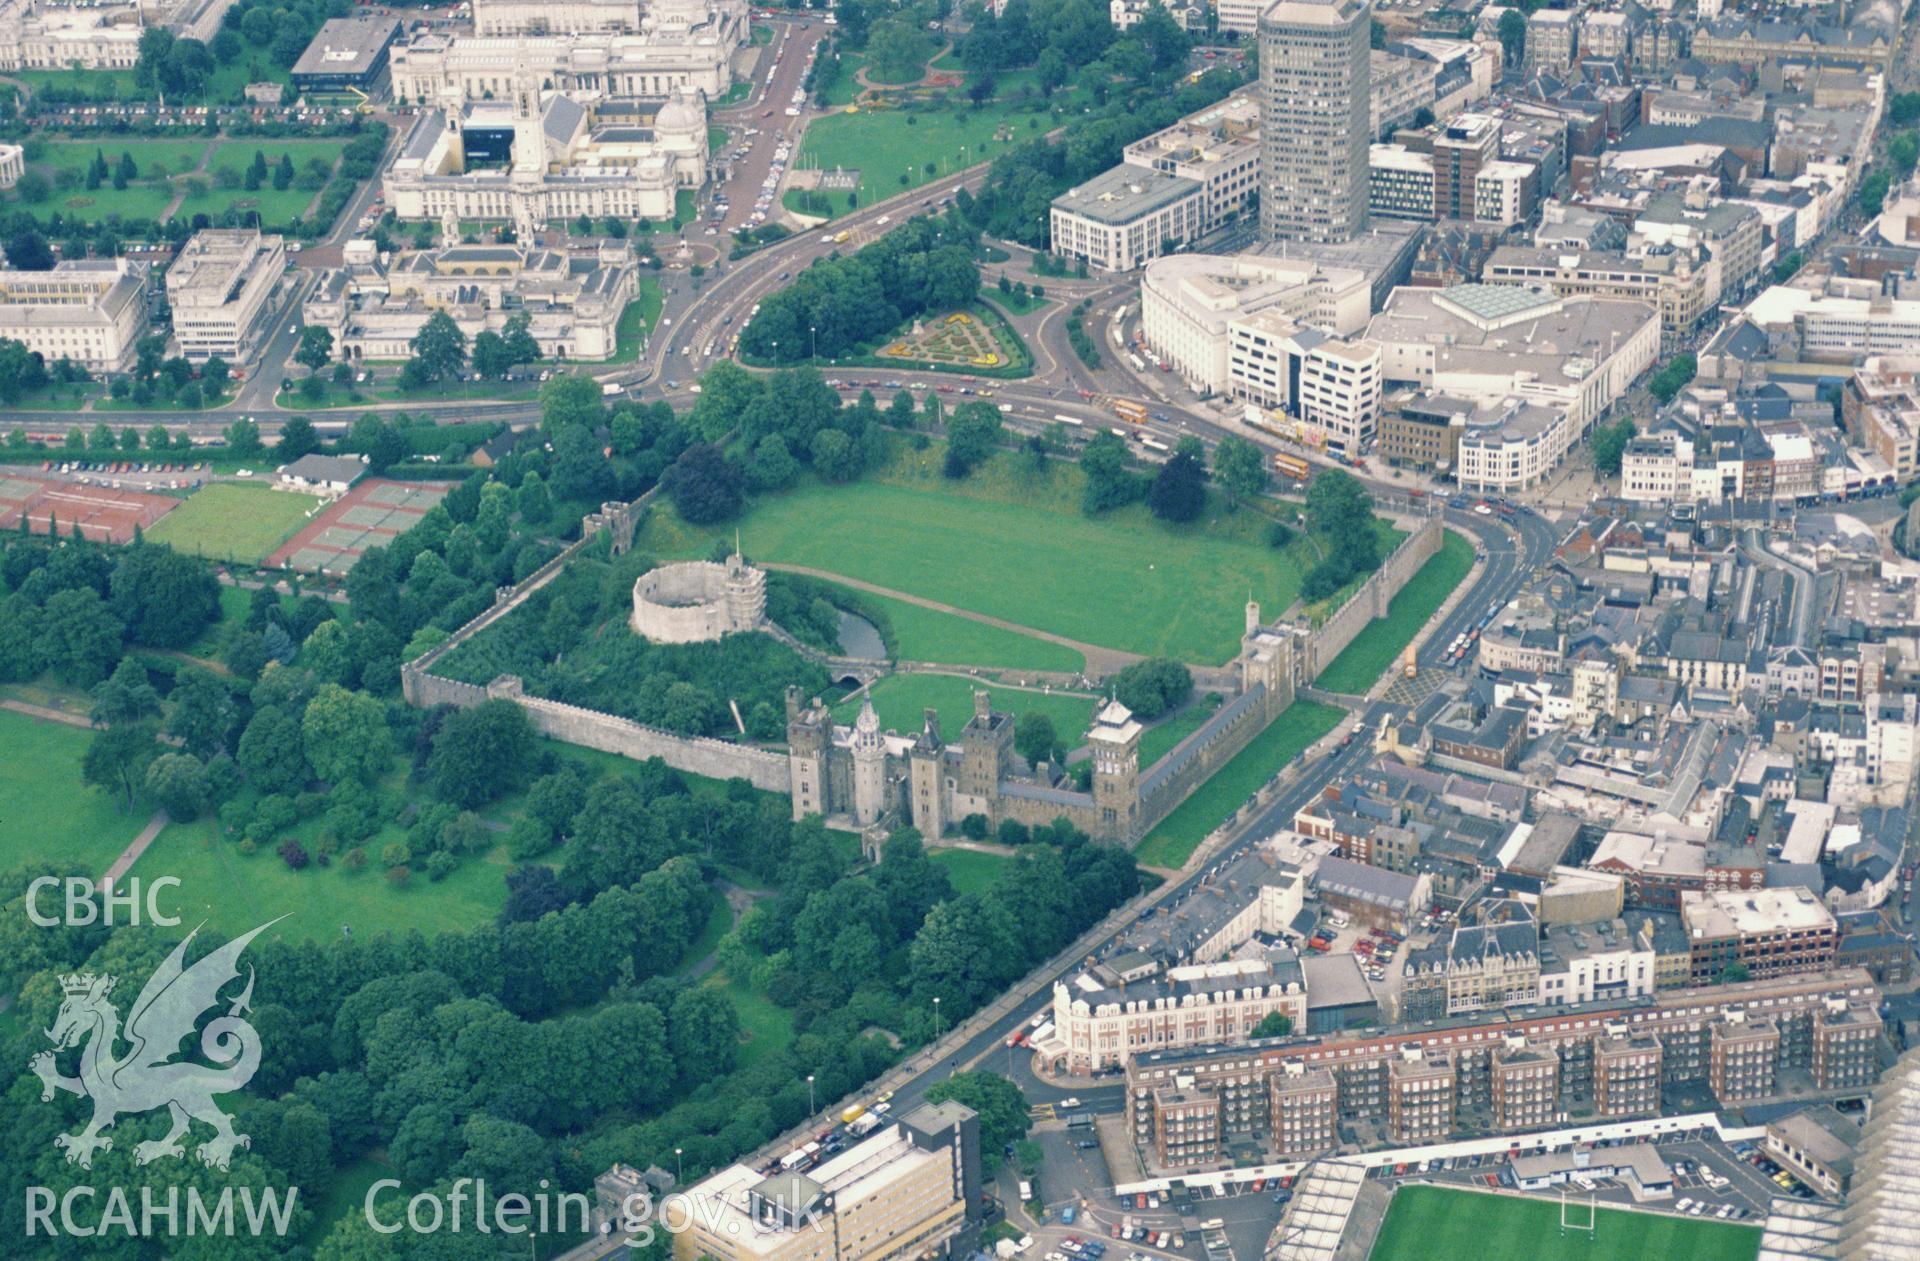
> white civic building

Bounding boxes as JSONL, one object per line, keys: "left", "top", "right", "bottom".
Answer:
{"left": 390, "top": 0, "right": 745, "bottom": 104}
{"left": 0, "top": 0, "right": 142, "bottom": 71}
{"left": 385, "top": 77, "right": 707, "bottom": 233}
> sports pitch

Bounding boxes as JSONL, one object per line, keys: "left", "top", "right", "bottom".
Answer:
{"left": 1369, "top": 1185, "right": 1760, "bottom": 1261}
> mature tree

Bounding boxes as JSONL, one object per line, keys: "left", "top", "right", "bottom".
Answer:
{"left": 540, "top": 373, "right": 606, "bottom": 435}
{"left": 109, "top": 543, "right": 220, "bottom": 648}
{"left": 409, "top": 310, "right": 468, "bottom": 383}
{"left": 1893, "top": 131, "right": 1920, "bottom": 177}
{"left": 1498, "top": 8, "right": 1526, "bottom": 65}
{"left": 663, "top": 443, "right": 743, "bottom": 524}
{"left": 470, "top": 330, "right": 512, "bottom": 379}
{"left": 1014, "top": 710, "right": 1059, "bottom": 766}
{"left": 166, "top": 667, "right": 237, "bottom": 757}
{"left": 425, "top": 700, "right": 536, "bottom": 808}
{"left": 925, "top": 1072, "right": 1030, "bottom": 1171}
{"left": 4, "top": 228, "right": 55, "bottom": 271}
{"left": 277, "top": 415, "right": 320, "bottom": 461}
{"left": 1080, "top": 429, "right": 1140, "bottom": 514}
{"left": 144, "top": 751, "right": 209, "bottom": 820}
{"left": 945, "top": 402, "right": 1004, "bottom": 477}
{"left": 1860, "top": 168, "right": 1893, "bottom": 217}
{"left": 1148, "top": 448, "right": 1206, "bottom": 522}
{"left": 90, "top": 657, "right": 160, "bottom": 727}
{"left": 668, "top": 987, "right": 741, "bottom": 1086}
{"left": 39, "top": 587, "right": 123, "bottom": 687}
{"left": 236, "top": 704, "right": 309, "bottom": 794}
{"left": 84, "top": 721, "right": 158, "bottom": 810}
{"left": 1212, "top": 435, "right": 1267, "bottom": 504}
{"left": 747, "top": 434, "right": 801, "bottom": 491}
{"left": 1250, "top": 1011, "right": 1293, "bottom": 1039}
{"left": 1647, "top": 353, "right": 1697, "bottom": 405}
{"left": 1588, "top": 414, "right": 1637, "bottom": 477}
{"left": 294, "top": 325, "right": 334, "bottom": 375}
{"left": 347, "top": 415, "right": 409, "bottom": 474}
{"left": 301, "top": 684, "right": 393, "bottom": 786}
{"left": 224, "top": 416, "right": 263, "bottom": 456}
{"left": 1110, "top": 657, "right": 1192, "bottom": 720}
{"left": 501, "top": 311, "right": 541, "bottom": 365}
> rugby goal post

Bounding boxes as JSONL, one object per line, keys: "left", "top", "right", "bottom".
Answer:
{"left": 1559, "top": 1187, "right": 1597, "bottom": 1241}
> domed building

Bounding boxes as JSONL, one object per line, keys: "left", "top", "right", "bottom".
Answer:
{"left": 385, "top": 69, "right": 711, "bottom": 233}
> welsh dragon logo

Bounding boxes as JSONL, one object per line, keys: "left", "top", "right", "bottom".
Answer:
{"left": 30, "top": 919, "right": 281, "bottom": 1172}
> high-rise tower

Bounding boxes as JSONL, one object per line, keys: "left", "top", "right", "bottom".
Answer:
{"left": 1258, "top": 0, "right": 1371, "bottom": 244}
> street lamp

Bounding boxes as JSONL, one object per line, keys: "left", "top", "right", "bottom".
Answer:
{"left": 807, "top": 1074, "right": 816, "bottom": 1115}
{"left": 675, "top": 1148, "right": 683, "bottom": 1183}
{"left": 932, "top": 996, "right": 942, "bottom": 1040}
{"left": 810, "top": 324, "right": 817, "bottom": 359}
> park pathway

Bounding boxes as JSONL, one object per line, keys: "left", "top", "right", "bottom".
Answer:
{"left": 100, "top": 809, "right": 170, "bottom": 892}
{"left": 1, "top": 697, "right": 90, "bottom": 728}
{"left": 760, "top": 563, "right": 1144, "bottom": 677}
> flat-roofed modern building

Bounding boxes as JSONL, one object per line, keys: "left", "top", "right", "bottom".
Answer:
{"left": 290, "top": 17, "right": 404, "bottom": 94}
{"left": 166, "top": 229, "right": 285, "bottom": 362}
{"left": 1123, "top": 89, "right": 1262, "bottom": 235}
{"left": 1680, "top": 887, "right": 1839, "bottom": 984}
{"left": 0, "top": 258, "right": 147, "bottom": 372}
{"left": 672, "top": 1102, "right": 979, "bottom": 1261}
{"left": 1140, "top": 251, "right": 1371, "bottom": 396}
{"left": 1259, "top": 0, "right": 1371, "bottom": 244}
{"left": 1050, "top": 167, "right": 1206, "bottom": 272}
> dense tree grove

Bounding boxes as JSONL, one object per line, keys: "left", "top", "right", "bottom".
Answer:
{"left": 434, "top": 546, "right": 830, "bottom": 742}
{"left": 1300, "top": 470, "right": 1385, "bottom": 601}
{"left": 739, "top": 214, "right": 983, "bottom": 363}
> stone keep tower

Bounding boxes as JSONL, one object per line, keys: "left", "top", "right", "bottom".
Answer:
{"left": 1087, "top": 700, "right": 1143, "bottom": 840}
{"left": 850, "top": 697, "right": 887, "bottom": 826}
{"left": 908, "top": 708, "right": 946, "bottom": 839}
{"left": 1239, "top": 600, "right": 1298, "bottom": 718}
{"left": 785, "top": 686, "right": 829, "bottom": 821}
{"left": 723, "top": 549, "right": 766, "bottom": 628}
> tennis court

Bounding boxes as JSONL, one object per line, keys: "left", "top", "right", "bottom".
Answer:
{"left": 265, "top": 478, "right": 448, "bottom": 575}
{"left": 0, "top": 474, "right": 179, "bottom": 543}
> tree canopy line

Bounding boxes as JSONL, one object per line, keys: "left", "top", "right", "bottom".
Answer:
{"left": 738, "top": 213, "right": 985, "bottom": 364}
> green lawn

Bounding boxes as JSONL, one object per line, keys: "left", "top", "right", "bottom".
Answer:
{"left": 146, "top": 482, "right": 324, "bottom": 565}
{"left": 0, "top": 708, "right": 151, "bottom": 879}
{"left": 831, "top": 675, "right": 1096, "bottom": 750}
{"left": 930, "top": 847, "right": 1012, "bottom": 894}
{"left": 700, "top": 972, "right": 795, "bottom": 1068}
{"left": 196, "top": 139, "right": 345, "bottom": 226}
{"left": 14, "top": 58, "right": 288, "bottom": 105}
{"left": 983, "top": 288, "right": 1050, "bottom": 317}
{"left": 1134, "top": 701, "right": 1344, "bottom": 869}
{"left": 851, "top": 587, "right": 1084, "bottom": 672}
{"left": 640, "top": 451, "right": 1311, "bottom": 663}
{"left": 1138, "top": 695, "right": 1221, "bottom": 769}
{"left": 131, "top": 816, "right": 515, "bottom": 944}
{"left": 1314, "top": 531, "right": 1475, "bottom": 694}
{"left": 28, "top": 139, "right": 209, "bottom": 223}
{"left": 1370, "top": 1187, "right": 1759, "bottom": 1261}
{"left": 788, "top": 98, "right": 1062, "bottom": 217}
{"left": 614, "top": 277, "right": 665, "bottom": 361}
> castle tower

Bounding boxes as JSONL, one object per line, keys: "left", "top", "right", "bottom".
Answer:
{"left": 1087, "top": 700, "right": 1142, "bottom": 842}
{"left": 786, "top": 688, "right": 829, "bottom": 821}
{"left": 723, "top": 550, "right": 766, "bottom": 631}
{"left": 958, "top": 689, "right": 1011, "bottom": 804}
{"left": 908, "top": 707, "right": 946, "bottom": 838}
{"left": 1246, "top": 598, "right": 1262, "bottom": 637}
{"left": 851, "top": 697, "right": 886, "bottom": 826}
{"left": 1240, "top": 621, "right": 1298, "bottom": 718}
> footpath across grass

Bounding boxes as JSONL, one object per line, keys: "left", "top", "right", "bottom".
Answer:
{"left": 147, "top": 482, "right": 324, "bottom": 566}
{"left": 854, "top": 586, "right": 1084, "bottom": 672}
{"left": 638, "top": 448, "right": 1314, "bottom": 663}
{"left": 1315, "top": 530, "right": 1475, "bottom": 694}
{"left": 1135, "top": 701, "right": 1344, "bottom": 869}
{"left": 1369, "top": 1186, "right": 1759, "bottom": 1261}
